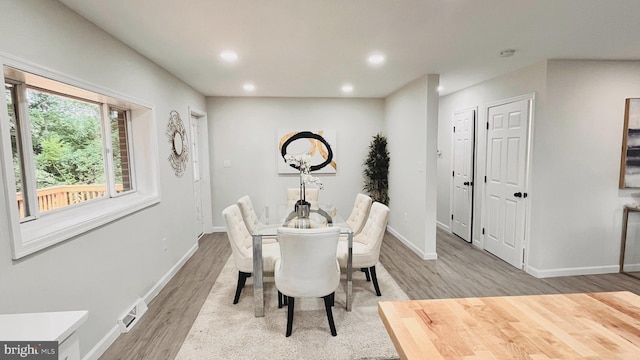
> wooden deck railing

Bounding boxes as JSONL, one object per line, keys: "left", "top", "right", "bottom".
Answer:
{"left": 16, "top": 184, "right": 124, "bottom": 218}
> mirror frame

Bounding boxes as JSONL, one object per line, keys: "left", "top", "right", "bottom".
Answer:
{"left": 166, "top": 110, "right": 189, "bottom": 177}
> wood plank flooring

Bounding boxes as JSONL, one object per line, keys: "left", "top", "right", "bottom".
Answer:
{"left": 380, "top": 228, "right": 640, "bottom": 300}
{"left": 99, "top": 228, "right": 640, "bottom": 360}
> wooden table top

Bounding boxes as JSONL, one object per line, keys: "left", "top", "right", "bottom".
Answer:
{"left": 378, "top": 291, "right": 640, "bottom": 359}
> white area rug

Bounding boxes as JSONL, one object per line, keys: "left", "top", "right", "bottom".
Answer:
{"left": 175, "top": 257, "right": 409, "bottom": 360}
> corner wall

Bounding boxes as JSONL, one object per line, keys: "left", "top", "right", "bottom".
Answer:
{"left": 384, "top": 75, "right": 439, "bottom": 258}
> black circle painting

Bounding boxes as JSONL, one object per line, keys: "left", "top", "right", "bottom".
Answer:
{"left": 278, "top": 130, "right": 337, "bottom": 173}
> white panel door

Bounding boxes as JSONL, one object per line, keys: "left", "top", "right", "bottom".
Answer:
{"left": 452, "top": 109, "right": 475, "bottom": 242}
{"left": 191, "top": 114, "right": 204, "bottom": 238}
{"left": 484, "top": 98, "right": 530, "bottom": 268}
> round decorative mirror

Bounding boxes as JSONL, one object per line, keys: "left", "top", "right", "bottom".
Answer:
{"left": 173, "top": 132, "right": 184, "bottom": 156}
{"left": 166, "top": 110, "right": 189, "bottom": 177}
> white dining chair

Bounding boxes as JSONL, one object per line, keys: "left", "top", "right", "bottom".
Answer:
{"left": 274, "top": 227, "right": 341, "bottom": 337}
{"left": 287, "top": 187, "right": 319, "bottom": 209}
{"left": 337, "top": 201, "right": 390, "bottom": 297}
{"left": 222, "top": 204, "right": 280, "bottom": 304}
{"left": 237, "top": 195, "right": 277, "bottom": 244}
{"left": 345, "top": 193, "right": 373, "bottom": 235}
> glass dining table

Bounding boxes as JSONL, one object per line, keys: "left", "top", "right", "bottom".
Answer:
{"left": 251, "top": 204, "right": 354, "bottom": 317}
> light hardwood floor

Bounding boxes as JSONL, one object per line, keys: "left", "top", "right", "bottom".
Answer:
{"left": 99, "top": 228, "right": 640, "bottom": 360}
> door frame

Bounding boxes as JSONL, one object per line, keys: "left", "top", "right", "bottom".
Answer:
{"left": 188, "top": 106, "right": 213, "bottom": 237}
{"left": 480, "top": 93, "right": 535, "bottom": 270}
{"left": 449, "top": 106, "right": 478, "bottom": 243}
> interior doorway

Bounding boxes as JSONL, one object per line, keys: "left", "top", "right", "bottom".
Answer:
{"left": 482, "top": 95, "right": 533, "bottom": 269}
{"left": 191, "top": 113, "right": 204, "bottom": 238}
{"left": 451, "top": 108, "right": 476, "bottom": 243}
{"left": 189, "top": 108, "right": 212, "bottom": 239}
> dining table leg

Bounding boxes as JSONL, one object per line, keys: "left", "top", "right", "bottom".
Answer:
{"left": 252, "top": 234, "right": 264, "bottom": 317}
{"left": 346, "top": 231, "right": 353, "bottom": 312}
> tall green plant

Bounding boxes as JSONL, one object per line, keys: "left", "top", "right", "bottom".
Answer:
{"left": 363, "top": 133, "right": 390, "bottom": 205}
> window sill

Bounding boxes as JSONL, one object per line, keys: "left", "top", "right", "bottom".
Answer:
{"left": 14, "top": 193, "right": 160, "bottom": 260}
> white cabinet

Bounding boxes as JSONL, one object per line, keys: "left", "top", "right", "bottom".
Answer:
{"left": 57, "top": 332, "right": 80, "bottom": 360}
{"left": 0, "top": 310, "right": 88, "bottom": 360}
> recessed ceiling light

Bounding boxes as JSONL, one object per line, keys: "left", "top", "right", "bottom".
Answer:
{"left": 341, "top": 84, "right": 354, "bottom": 93}
{"left": 500, "top": 49, "right": 516, "bottom": 57}
{"left": 367, "top": 53, "right": 386, "bottom": 66}
{"left": 243, "top": 83, "right": 255, "bottom": 92}
{"left": 220, "top": 50, "right": 238, "bottom": 62}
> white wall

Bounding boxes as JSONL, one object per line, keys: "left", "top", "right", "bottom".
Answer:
{"left": 528, "top": 60, "right": 640, "bottom": 276}
{"left": 384, "top": 75, "right": 439, "bottom": 259}
{"left": 207, "top": 97, "right": 384, "bottom": 227}
{"left": 0, "top": 1, "right": 205, "bottom": 358}
{"left": 438, "top": 59, "right": 640, "bottom": 277}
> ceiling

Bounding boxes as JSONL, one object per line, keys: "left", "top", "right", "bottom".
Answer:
{"left": 58, "top": 0, "right": 640, "bottom": 98}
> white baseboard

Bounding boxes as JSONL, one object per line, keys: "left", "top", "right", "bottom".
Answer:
{"left": 143, "top": 242, "right": 199, "bottom": 304}
{"left": 526, "top": 264, "right": 620, "bottom": 278}
{"left": 82, "top": 242, "right": 199, "bottom": 360}
{"left": 211, "top": 226, "right": 226, "bottom": 233}
{"left": 436, "top": 220, "right": 450, "bottom": 231}
{"left": 623, "top": 263, "right": 640, "bottom": 272}
{"left": 423, "top": 252, "right": 438, "bottom": 260}
{"left": 386, "top": 226, "right": 438, "bottom": 260}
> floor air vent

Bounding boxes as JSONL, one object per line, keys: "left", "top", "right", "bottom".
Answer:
{"left": 117, "top": 298, "right": 148, "bottom": 333}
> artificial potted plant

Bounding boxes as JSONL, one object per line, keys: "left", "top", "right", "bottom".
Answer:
{"left": 363, "top": 133, "right": 390, "bottom": 205}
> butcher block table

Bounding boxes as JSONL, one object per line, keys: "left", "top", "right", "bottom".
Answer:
{"left": 378, "top": 291, "right": 640, "bottom": 359}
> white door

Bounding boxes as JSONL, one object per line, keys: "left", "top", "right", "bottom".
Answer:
{"left": 191, "top": 114, "right": 204, "bottom": 238}
{"left": 484, "top": 98, "right": 530, "bottom": 268}
{"left": 452, "top": 109, "right": 475, "bottom": 242}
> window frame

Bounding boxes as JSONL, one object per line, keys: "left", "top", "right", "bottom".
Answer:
{"left": 0, "top": 56, "right": 160, "bottom": 259}
{"left": 13, "top": 84, "right": 133, "bottom": 220}
{"left": 106, "top": 105, "right": 137, "bottom": 197}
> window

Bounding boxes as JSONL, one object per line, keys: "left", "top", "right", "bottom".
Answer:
{"left": 110, "top": 108, "right": 133, "bottom": 194}
{"left": 1, "top": 63, "right": 160, "bottom": 259}
{"left": 27, "top": 88, "right": 108, "bottom": 216}
{"left": 6, "top": 70, "right": 134, "bottom": 219}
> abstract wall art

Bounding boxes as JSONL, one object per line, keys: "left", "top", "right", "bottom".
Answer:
{"left": 620, "top": 98, "right": 640, "bottom": 188}
{"left": 278, "top": 130, "right": 337, "bottom": 174}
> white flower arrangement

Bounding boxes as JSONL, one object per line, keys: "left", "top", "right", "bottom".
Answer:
{"left": 303, "top": 174, "right": 324, "bottom": 189}
{"left": 285, "top": 153, "right": 323, "bottom": 189}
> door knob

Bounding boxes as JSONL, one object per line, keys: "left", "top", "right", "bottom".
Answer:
{"left": 514, "top": 192, "right": 522, "bottom": 198}
{"left": 463, "top": 181, "right": 469, "bottom": 186}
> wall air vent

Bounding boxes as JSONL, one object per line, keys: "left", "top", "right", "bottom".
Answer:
{"left": 117, "top": 298, "right": 148, "bottom": 333}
